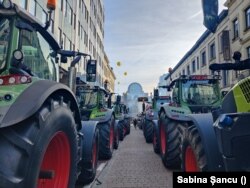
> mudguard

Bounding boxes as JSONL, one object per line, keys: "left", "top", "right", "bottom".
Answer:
{"left": 0, "top": 80, "right": 81, "bottom": 129}
{"left": 188, "top": 113, "right": 225, "bottom": 171}
{"left": 80, "top": 121, "right": 99, "bottom": 162}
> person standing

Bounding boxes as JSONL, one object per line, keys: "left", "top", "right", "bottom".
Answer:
{"left": 133, "top": 118, "right": 138, "bottom": 129}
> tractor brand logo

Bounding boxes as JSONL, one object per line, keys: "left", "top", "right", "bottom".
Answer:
{"left": 0, "top": 94, "right": 13, "bottom": 102}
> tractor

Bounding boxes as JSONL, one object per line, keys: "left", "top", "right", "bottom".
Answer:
{"left": 148, "top": 89, "right": 171, "bottom": 152}
{"left": 158, "top": 73, "right": 222, "bottom": 168}
{"left": 113, "top": 95, "right": 130, "bottom": 141}
{"left": 179, "top": 0, "right": 250, "bottom": 171}
{"left": 75, "top": 83, "right": 118, "bottom": 159}
{"left": 0, "top": 0, "right": 99, "bottom": 187}
{"left": 180, "top": 53, "right": 250, "bottom": 171}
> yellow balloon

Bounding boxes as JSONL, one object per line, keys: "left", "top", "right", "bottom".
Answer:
{"left": 124, "top": 72, "right": 127, "bottom": 76}
{"left": 117, "top": 61, "right": 121, "bottom": 67}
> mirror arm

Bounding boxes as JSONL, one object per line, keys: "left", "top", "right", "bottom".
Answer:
{"left": 44, "top": 10, "right": 52, "bottom": 30}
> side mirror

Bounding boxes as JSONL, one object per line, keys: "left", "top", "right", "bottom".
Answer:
{"left": 61, "top": 56, "right": 67, "bottom": 63}
{"left": 86, "top": 59, "right": 97, "bottom": 82}
{"left": 154, "top": 89, "right": 159, "bottom": 98}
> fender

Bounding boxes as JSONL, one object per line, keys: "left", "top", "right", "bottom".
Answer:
{"left": 80, "top": 121, "right": 99, "bottom": 162}
{"left": 0, "top": 80, "right": 81, "bottom": 129}
{"left": 91, "top": 109, "right": 114, "bottom": 123}
{"left": 188, "top": 113, "right": 225, "bottom": 171}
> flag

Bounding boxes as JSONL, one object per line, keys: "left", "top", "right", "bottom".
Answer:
{"left": 202, "top": 0, "right": 219, "bottom": 33}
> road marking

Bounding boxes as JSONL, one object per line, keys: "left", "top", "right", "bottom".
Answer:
{"left": 97, "top": 162, "right": 106, "bottom": 172}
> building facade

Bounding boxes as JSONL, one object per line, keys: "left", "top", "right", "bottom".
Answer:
{"left": 14, "top": 0, "right": 114, "bottom": 87}
{"left": 166, "top": 0, "right": 250, "bottom": 92}
{"left": 103, "top": 52, "right": 116, "bottom": 93}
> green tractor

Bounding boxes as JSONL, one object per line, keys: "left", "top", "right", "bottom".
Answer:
{"left": 158, "top": 74, "right": 222, "bottom": 168}
{"left": 142, "top": 89, "right": 171, "bottom": 151}
{"left": 180, "top": 53, "right": 250, "bottom": 171}
{"left": 179, "top": 0, "right": 250, "bottom": 171}
{"left": 113, "top": 95, "right": 130, "bottom": 141}
{"left": 75, "top": 83, "right": 118, "bottom": 159}
{"left": 0, "top": 0, "right": 99, "bottom": 187}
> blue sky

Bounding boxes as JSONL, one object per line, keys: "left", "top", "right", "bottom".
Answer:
{"left": 104, "top": 0, "right": 226, "bottom": 95}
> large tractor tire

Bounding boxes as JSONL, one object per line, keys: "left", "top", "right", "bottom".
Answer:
{"left": 118, "top": 121, "right": 125, "bottom": 141}
{"left": 181, "top": 125, "right": 207, "bottom": 172}
{"left": 76, "top": 124, "right": 99, "bottom": 186}
{"left": 0, "top": 99, "right": 78, "bottom": 188}
{"left": 98, "top": 117, "right": 114, "bottom": 160}
{"left": 113, "top": 121, "right": 120, "bottom": 149}
{"left": 144, "top": 119, "right": 154, "bottom": 143}
{"left": 159, "top": 113, "right": 181, "bottom": 168}
{"left": 124, "top": 119, "right": 130, "bottom": 135}
{"left": 153, "top": 123, "right": 160, "bottom": 154}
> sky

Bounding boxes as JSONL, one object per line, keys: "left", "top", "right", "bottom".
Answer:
{"left": 104, "top": 0, "right": 226, "bottom": 95}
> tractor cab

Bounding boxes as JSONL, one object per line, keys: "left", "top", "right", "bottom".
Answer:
{"left": 76, "top": 84, "right": 111, "bottom": 120}
{"left": 0, "top": 4, "right": 60, "bottom": 82}
{"left": 168, "top": 75, "right": 221, "bottom": 113}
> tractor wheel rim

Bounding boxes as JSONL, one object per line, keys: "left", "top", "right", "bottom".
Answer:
{"left": 185, "top": 146, "right": 199, "bottom": 172}
{"left": 38, "top": 132, "right": 70, "bottom": 188}
{"left": 92, "top": 141, "right": 97, "bottom": 169}
{"left": 160, "top": 124, "right": 166, "bottom": 154}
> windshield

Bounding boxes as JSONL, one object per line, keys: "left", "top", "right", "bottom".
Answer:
{"left": 0, "top": 18, "right": 10, "bottom": 72}
{"left": 0, "top": 17, "right": 57, "bottom": 80}
{"left": 181, "top": 79, "right": 220, "bottom": 105}
{"left": 77, "top": 89, "right": 97, "bottom": 109}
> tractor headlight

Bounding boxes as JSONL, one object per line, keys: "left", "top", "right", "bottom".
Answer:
{"left": 2, "top": 0, "right": 13, "bottom": 9}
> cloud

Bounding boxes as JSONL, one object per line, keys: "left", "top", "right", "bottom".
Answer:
{"left": 187, "top": 10, "right": 202, "bottom": 20}
{"left": 104, "top": 0, "right": 226, "bottom": 94}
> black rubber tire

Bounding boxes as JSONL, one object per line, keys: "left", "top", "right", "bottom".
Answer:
{"left": 118, "top": 121, "right": 124, "bottom": 141}
{"left": 159, "top": 113, "right": 181, "bottom": 168}
{"left": 98, "top": 117, "right": 114, "bottom": 160}
{"left": 0, "top": 99, "right": 78, "bottom": 188}
{"left": 113, "top": 122, "right": 119, "bottom": 149}
{"left": 181, "top": 125, "right": 207, "bottom": 171}
{"left": 153, "top": 123, "right": 160, "bottom": 154}
{"left": 144, "top": 119, "right": 154, "bottom": 143}
{"left": 77, "top": 128, "right": 99, "bottom": 185}
{"left": 124, "top": 119, "right": 130, "bottom": 135}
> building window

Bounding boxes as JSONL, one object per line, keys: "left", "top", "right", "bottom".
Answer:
{"left": 201, "top": 51, "right": 206, "bottom": 67}
{"left": 58, "top": 28, "right": 62, "bottom": 45}
{"left": 78, "top": 21, "right": 80, "bottom": 36}
{"left": 182, "top": 69, "right": 185, "bottom": 75}
{"left": 209, "top": 43, "right": 216, "bottom": 60}
{"left": 192, "top": 60, "right": 196, "bottom": 73}
{"left": 197, "top": 57, "right": 199, "bottom": 70}
{"left": 21, "top": 0, "right": 27, "bottom": 9}
{"left": 74, "top": 14, "right": 76, "bottom": 30}
{"left": 247, "top": 46, "right": 250, "bottom": 58}
{"left": 233, "top": 18, "right": 239, "bottom": 39}
{"left": 246, "top": 7, "right": 250, "bottom": 30}
{"left": 29, "top": 0, "right": 36, "bottom": 16}
{"left": 187, "top": 65, "right": 190, "bottom": 75}
{"left": 59, "top": 0, "right": 63, "bottom": 11}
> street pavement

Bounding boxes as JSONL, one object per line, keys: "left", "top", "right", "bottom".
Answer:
{"left": 90, "top": 126, "right": 173, "bottom": 188}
